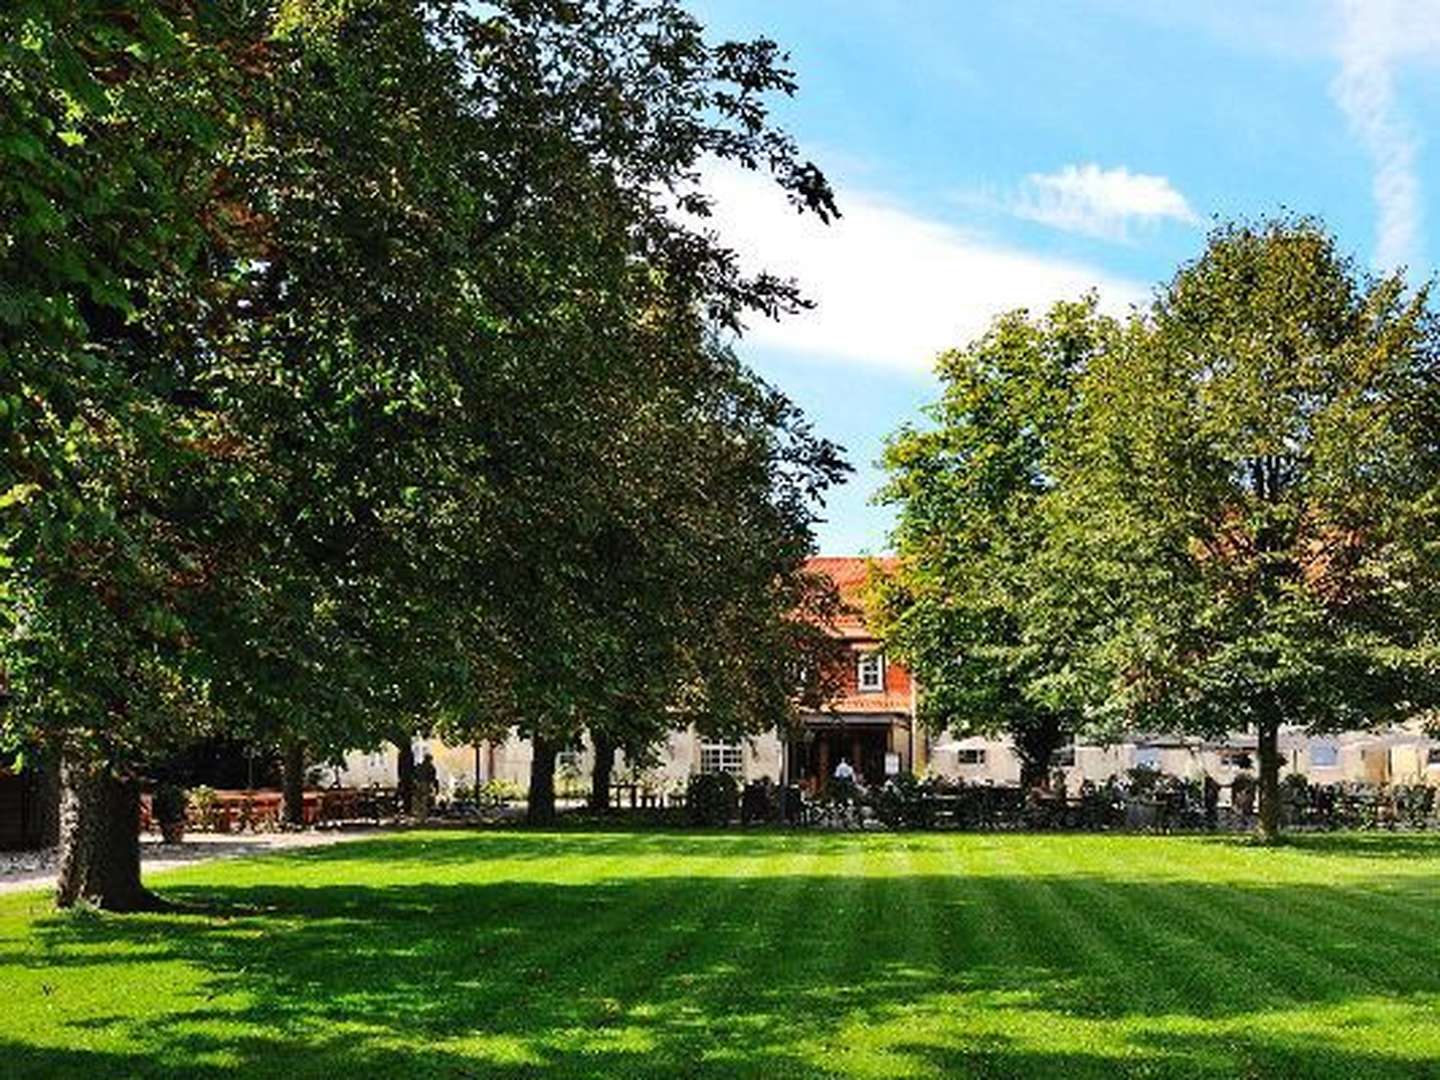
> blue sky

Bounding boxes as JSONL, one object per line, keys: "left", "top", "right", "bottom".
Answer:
{"left": 688, "top": 0, "right": 1440, "bottom": 554}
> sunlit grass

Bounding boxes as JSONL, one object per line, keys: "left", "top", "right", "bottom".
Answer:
{"left": 2, "top": 829, "right": 1438, "bottom": 1077}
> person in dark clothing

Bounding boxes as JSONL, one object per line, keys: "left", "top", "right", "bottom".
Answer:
{"left": 413, "top": 751, "right": 438, "bottom": 821}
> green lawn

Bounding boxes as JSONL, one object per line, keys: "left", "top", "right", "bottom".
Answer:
{"left": 2, "top": 830, "right": 1438, "bottom": 1078}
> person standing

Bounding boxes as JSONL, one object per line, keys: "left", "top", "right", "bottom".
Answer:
{"left": 414, "top": 750, "right": 438, "bottom": 821}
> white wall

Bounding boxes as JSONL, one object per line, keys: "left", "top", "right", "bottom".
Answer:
{"left": 334, "top": 726, "right": 786, "bottom": 794}
{"left": 335, "top": 724, "right": 1440, "bottom": 793}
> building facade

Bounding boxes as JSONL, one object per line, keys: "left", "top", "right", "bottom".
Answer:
{"left": 785, "top": 556, "right": 923, "bottom": 791}
{"left": 334, "top": 555, "right": 1440, "bottom": 796}
{"left": 335, "top": 556, "right": 918, "bottom": 796}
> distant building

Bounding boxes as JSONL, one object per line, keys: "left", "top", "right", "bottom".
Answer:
{"left": 925, "top": 725, "right": 1440, "bottom": 792}
{"left": 336, "top": 555, "right": 919, "bottom": 796}
{"left": 785, "top": 556, "right": 922, "bottom": 790}
{"left": 333, "top": 555, "right": 1440, "bottom": 797}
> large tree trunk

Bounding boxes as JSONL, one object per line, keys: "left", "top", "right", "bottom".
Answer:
{"left": 1257, "top": 717, "right": 1282, "bottom": 844}
{"left": 280, "top": 738, "right": 306, "bottom": 828}
{"left": 1015, "top": 716, "right": 1065, "bottom": 791}
{"left": 528, "top": 734, "right": 557, "bottom": 826}
{"left": 589, "top": 730, "right": 615, "bottom": 811}
{"left": 1018, "top": 755, "right": 1050, "bottom": 792}
{"left": 395, "top": 738, "right": 415, "bottom": 818}
{"left": 55, "top": 757, "right": 153, "bottom": 912}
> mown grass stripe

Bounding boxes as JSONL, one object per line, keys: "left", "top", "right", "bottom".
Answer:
{"left": 2, "top": 829, "right": 1438, "bottom": 1079}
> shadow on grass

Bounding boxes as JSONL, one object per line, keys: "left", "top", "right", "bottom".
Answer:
{"left": 1265, "top": 831, "right": 1440, "bottom": 860}
{"left": 5, "top": 833, "right": 1439, "bottom": 1078}
{"left": 269, "top": 827, "right": 895, "bottom": 866}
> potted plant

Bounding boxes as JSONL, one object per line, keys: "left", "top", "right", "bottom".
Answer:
{"left": 189, "top": 784, "right": 220, "bottom": 831}
{"left": 153, "top": 783, "right": 189, "bottom": 844}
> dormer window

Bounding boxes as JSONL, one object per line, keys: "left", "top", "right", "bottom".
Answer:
{"left": 856, "top": 650, "right": 885, "bottom": 693}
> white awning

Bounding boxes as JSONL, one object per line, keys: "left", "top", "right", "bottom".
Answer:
{"left": 932, "top": 734, "right": 991, "bottom": 753}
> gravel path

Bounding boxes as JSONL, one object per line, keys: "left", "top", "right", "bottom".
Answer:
{"left": 0, "top": 828, "right": 382, "bottom": 897}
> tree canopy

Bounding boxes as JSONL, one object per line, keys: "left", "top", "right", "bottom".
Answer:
{"left": 877, "top": 219, "right": 1440, "bottom": 837}
{"left": 1062, "top": 218, "right": 1440, "bottom": 838}
{"left": 874, "top": 299, "right": 1115, "bottom": 787}
{"left": 1, "top": 0, "right": 847, "bottom": 905}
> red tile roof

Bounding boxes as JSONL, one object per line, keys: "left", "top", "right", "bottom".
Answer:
{"left": 804, "top": 556, "right": 914, "bottom": 717}
{"left": 806, "top": 555, "right": 897, "bottom": 594}
{"left": 805, "top": 555, "right": 897, "bottom": 638}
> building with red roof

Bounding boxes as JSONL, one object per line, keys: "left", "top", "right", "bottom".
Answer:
{"left": 786, "top": 556, "right": 925, "bottom": 791}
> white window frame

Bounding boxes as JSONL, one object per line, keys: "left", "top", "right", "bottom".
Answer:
{"left": 956, "top": 748, "right": 986, "bottom": 766}
{"left": 700, "top": 742, "right": 744, "bottom": 776}
{"left": 856, "top": 650, "right": 885, "bottom": 693}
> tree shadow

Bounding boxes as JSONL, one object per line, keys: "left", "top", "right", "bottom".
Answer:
{"left": 4, "top": 833, "right": 1439, "bottom": 1077}
{"left": 1266, "top": 831, "right": 1440, "bottom": 860}
{"left": 268, "top": 827, "right": 886, "bottom": 867}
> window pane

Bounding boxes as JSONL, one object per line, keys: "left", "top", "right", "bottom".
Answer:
{"left": 857, "top": 651, "right": 883, "bottom": 691}
{"left": 1309, "top": 742, "right": 1339, "bottom": 768}
{"left": 701, "top": 743, "right": 743, "bottom": 776}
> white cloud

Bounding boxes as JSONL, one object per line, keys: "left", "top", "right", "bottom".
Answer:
{"left": 698, "top": 164, "right": 1149, "bottom": 374}
{"left": 1010, "top": 164, "right": 1199, "bottom": 241}
{"left": 1331, "top": 0, "right": 1428, "bottom": 271}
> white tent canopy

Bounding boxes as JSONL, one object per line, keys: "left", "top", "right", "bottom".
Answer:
{"left": 931, "top": 734, "right": 993, "bottom": 754}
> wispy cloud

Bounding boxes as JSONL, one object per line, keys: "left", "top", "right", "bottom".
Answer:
{"left": 698, "top": 164, "right": 1148, "bottom": 374}
{"left": 1331, "top": 0, "right": 1433, "bottom": 271}
{"left": 1010, "top": 164, "right": 1199, "bottom": 241}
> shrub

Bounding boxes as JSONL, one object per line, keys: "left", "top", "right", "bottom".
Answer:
{"left": 741, "top": 778, "right": 779, "bottom": 824}
{"left": 1230, "top": 771, "right": 1257, "bottom": 816}
{"left": 1077, "top": 779, "right": 1123, "bottom": 830}
{"left": 556, "top": 757, "right": 585, "bottom": 800}
{"left": 687, "top": 772, "right": 739, "bottom": 826}
{"left": 1125, "top": 766, "right": 1163, "bottom": 796}
{"left": 869, "top": 772, "right": 936, "bottom": 829}
{"left": 1281, "top": 772, "right": 1310, "bottom": 825}
{"left": 782, "top": 784, "right": 806, "bottom": 823}
{"left": 152, "top": 783, "right": 188, "bottom": 825}
{"left": 189, "top": 785, "right": 220, "bottom": 831}
{"left": 449, "top": 779, "right": 524, "bottom": 811}
{"left": 153, "top": 783, "right": 189, "bottom": 842}
{"left": 479, "top": 778, "right": 523, "bottom": 808}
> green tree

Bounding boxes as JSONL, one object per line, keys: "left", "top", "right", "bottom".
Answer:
{"left": 3, "top": 0, "right": 847, "bottom": 904}
{"left": 874, "top": 300, "right": 1115, "bottom": 788}
{"left": 374, "top": 2, "right": 846, "bottom": 822}
{"left": 1, "top": 1, "right": 268, "bottom": 909}
{"left": 1058, "top": 219, "right": 1440, "bottom": 840}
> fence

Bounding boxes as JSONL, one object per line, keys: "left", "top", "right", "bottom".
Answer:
{"left": 739, "top": 773, "right": 1440, "bottom": 832}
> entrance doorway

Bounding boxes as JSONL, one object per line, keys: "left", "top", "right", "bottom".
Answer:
{"left": 790, "top": 724, "right": 892, "bottom": 791}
